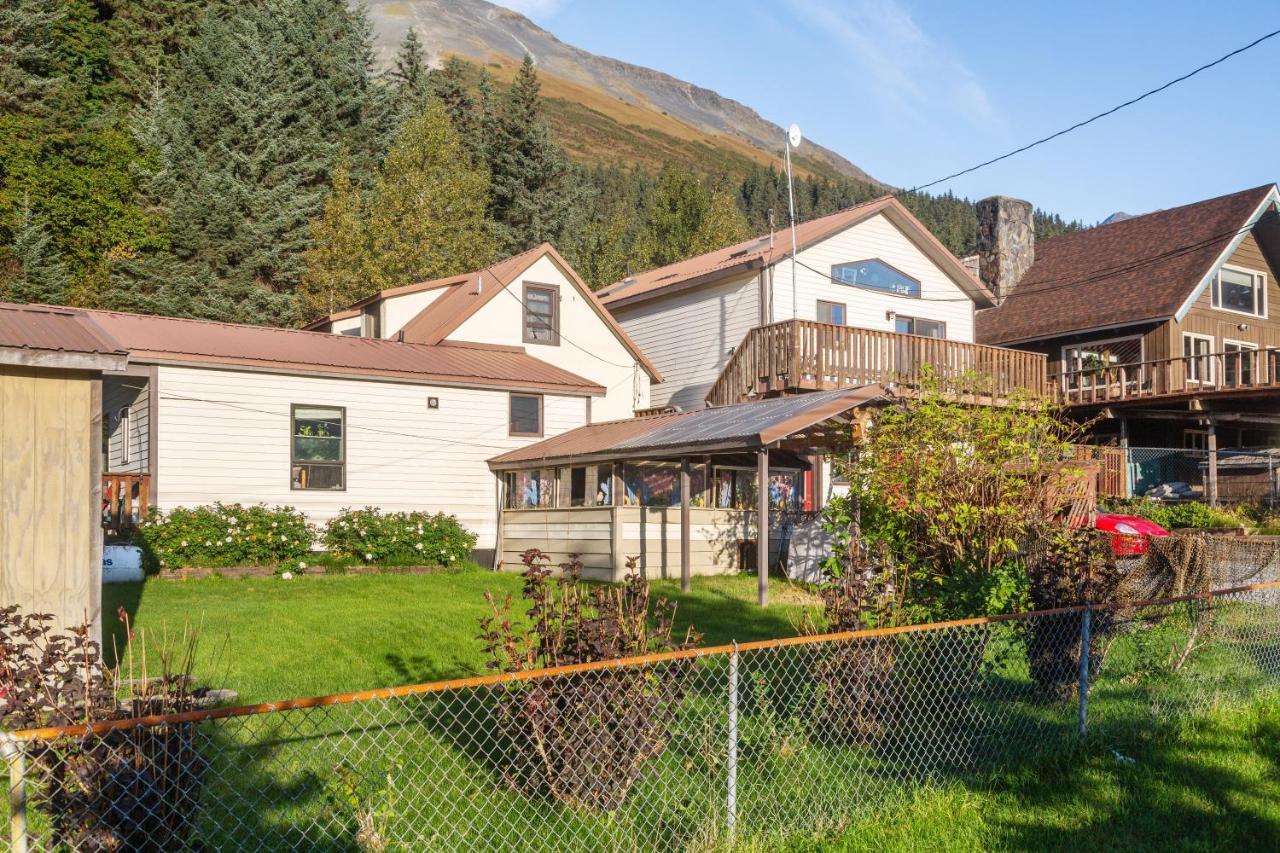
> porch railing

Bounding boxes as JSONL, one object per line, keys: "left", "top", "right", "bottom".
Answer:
{"left": 1053, "top": 348, "right": 1280, "bottom": 405}
{"left": 102, "top": 472, "right": 150, "bottom": 532}
{"left": 705, "top": 319, "right": 1049, "bottom": 406}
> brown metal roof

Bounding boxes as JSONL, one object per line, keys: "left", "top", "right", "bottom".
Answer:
{"left": 598, "top": 196, "right": 994, "bottom": 309}
{"left": 976, "top": 185, "right": 1279, "bottom": 345}
{"left": 66, "top": 307, "right": 604, "bottom": 394}
{"left": 0, "top": 303, "right": 128, "bottom": 370}
{"left": 488, "top": 385, "right": 886, "bottom": 468}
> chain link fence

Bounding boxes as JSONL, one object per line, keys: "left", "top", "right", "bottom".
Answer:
{"left": 4, "top": 577, "right": 1279, "bottom": 852}
{"left": 1127, "top": 446, "right": 1280, "bottom": 505}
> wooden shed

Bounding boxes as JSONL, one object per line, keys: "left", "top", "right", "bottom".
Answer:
{"left": 0, "top": 304, "right": 127, "bottom": 637}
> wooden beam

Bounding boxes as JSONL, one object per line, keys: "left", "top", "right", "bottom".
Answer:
{"left": 1207, "top": 422, "right": 1219, "bottom": 507}
{"left": 757, "top": 448, "right": 769, "bottom": 607}
{"left": 680, "top": 458, "right": 691, "bottom": 593}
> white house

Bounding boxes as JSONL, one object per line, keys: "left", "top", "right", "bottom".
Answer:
{"left": 83, "top": 246, "right": 660, "bottom": 564}
{"left": 307, "top": 243, "right": 661, "bottom": 422}
{"left": 599, "top": 196, "right": 1002, "bottom": 411}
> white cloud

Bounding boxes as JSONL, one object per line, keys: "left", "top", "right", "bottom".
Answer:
{"left": 498, "top": 0, "right": 567, "bottom": 19}
{"left": 787, "top": 0, "right": 998, "bottom": 126}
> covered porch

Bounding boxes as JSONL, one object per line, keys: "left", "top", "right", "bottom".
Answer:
{"left": 488, "top": 385, "right": 886, "bottom": 605}
{"left": 101, "top": 368, "right": 154, "bottom": 537}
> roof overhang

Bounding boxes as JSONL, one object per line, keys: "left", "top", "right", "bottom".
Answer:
{"left": 0, "top": 345, "right": 128, "bottom": 372}
{"left": 1173, "top": 184, "right": 1280, "bottom": 323}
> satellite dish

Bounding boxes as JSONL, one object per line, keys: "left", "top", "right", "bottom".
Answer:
{"left": 787, "top": 123, "right": 802, "bottom": 149}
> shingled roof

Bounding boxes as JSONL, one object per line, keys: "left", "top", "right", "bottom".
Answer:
{"left": 598, "top": 196, "right": 994, "bottom": 309}
{"left": 976, "top": 184, "right": 1280, "bottom": 346}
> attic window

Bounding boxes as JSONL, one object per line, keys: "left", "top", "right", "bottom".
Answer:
{"left": 523, "top": 283, "right": 559, "bottom": 345}
{"left": 831, "top": 259, "right": 921, "bottom": 298}
{"left": 1212, "top": 266, "right": 1266, "bottom": 317}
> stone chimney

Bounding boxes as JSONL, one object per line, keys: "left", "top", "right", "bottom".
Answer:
{"left": 976, "top": 196, "right": 1035, "bottom": 302}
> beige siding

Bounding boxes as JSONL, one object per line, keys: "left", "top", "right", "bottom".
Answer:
{"left": 449, "top": 255, "right": 650, "bottom": 421}
{"left": 499, "top": 507, "right": 614, "bottom": 578}
{"left": 0, "top": 366, "right": 100, "bottom": 635}
{"left": 381, "top": 288, "right": 446, "bottom": 336}
{"left": 154, "top": 365, "right": 588, "bottom": 554}
{"left": 104, "top": 375, "right": 149, "bottom": 474}
{"left": 611, "top": 271, "right": 761, "bottom": 411}
{"left": 778, "top": 212, "right": 977, "bottom": 340}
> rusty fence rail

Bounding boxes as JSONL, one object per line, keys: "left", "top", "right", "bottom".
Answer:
{"left": 5, "top": 581, "right": 1280, "bottom": 851}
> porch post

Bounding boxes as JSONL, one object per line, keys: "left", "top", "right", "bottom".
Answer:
{"left": 1207, "top": 421, "right": 1219, "bottom": 507}
{"left": 680, "top": 458, "right": 691, "bottom": 593}
{"left": 611, "top": 464, "right": 627, "bottom": 581}
{"left": 757, "top": 448, "right": 769, "bottom": 607}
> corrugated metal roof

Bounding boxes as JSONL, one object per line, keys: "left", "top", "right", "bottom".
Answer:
{"left": 598, "top": 197, "right": 992, "bottom": 309}
{"left": 0, "top": 302, "right": 126, "bottom": 356}
{"left": 75, "top": 308, "right": 605, "bottom": 393}
{"left": 489, "top": 385, "right": 885, "bottom": 467}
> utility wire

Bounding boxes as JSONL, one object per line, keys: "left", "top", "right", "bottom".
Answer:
{"left": 903, "top": 28, "right": 1280, "bottom": 194}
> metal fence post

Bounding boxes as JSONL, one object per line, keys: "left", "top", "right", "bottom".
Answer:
{"left": 726, "top": 641, "right": 739, "bottom": 842}
{"left": 1078, "top": 608, "right": 1093, "bottom": 740}
{"left": 2, "top": 735, "right": 28, "bottom": 853}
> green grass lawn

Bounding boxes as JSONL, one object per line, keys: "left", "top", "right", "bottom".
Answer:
{"left": 102, "top": 568, "right": 818, "bottom": 703}
{"left": 84, "top": 572, "right": 1280, "bottom": 851}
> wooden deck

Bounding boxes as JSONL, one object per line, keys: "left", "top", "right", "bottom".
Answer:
{"left": 1054, "top": 348, "right": 1280, "bottom": 406}
{"left": 705, "top": 319, "right": 1049, "bottom": 406}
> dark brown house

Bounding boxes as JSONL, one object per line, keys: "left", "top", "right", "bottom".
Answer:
{"left": 975, "top": 184, "right": 1280, "bottom": 451}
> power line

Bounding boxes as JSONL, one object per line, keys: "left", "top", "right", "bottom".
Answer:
{"left": 904, "top": 28, "right": 1280, "bottom": 194}
{"left": 790, "top": 217, "right": 1264, "bottom": 305}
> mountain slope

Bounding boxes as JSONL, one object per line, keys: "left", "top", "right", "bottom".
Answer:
{"left": 364, "top": 0, "right": 884, "bottom": 185}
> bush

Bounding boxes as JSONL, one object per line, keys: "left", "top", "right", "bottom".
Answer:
{"left": 139, "top": 503, "right": 315, "bottom": 570}
{"left": 478, "top": 550, "right": 700, "bottom": 811}
{"left": 1114, "top": 498, "right": 1244, "bottom": 530}
{"left": 322, "top": 507, "right": 477, "bottom": 566}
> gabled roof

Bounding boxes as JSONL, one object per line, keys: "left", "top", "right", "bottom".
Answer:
{"left": 306, "top": 244, "right": 662, "bottom": 381}
{"left": 598, "top": 196, "right": 994, "bottom": 309}
{"left": 976, "top": 184, "right": 1280, "bottom": 346}
{"left": 0, "top": 302, "right": 129, "bottom": 370}
{"left": 0, "top": 304, "right": 605, "bottom": 395}
{"left": 488, "top": 385, "right": 886, "bottom": 468}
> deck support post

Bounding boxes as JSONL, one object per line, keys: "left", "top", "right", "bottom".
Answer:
{"left": 757, "top": 448, "right": 769, "bottom": 607}
{"left": 680, "top": 458, "right": 691, "bottom": 593}
{"left": 1207, "top": 421, "right": 1219, "bottom": 507}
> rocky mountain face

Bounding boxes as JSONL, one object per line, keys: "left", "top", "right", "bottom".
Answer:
{"left": 364, "top": 0, "right": 883, "bottom": 185}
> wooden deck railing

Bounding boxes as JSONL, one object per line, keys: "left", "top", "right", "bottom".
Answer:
{"left": 1054, "top": 348, "right": 1280, "bottom": 405}
{"left": 103, "top": 472, "right": 151, "bottom": 531}
{"left": 705, "top": 319, "right": 1049, "bottom": 406}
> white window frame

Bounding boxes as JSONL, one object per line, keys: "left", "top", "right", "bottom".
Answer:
{"left": 1211, "top": 264, "right": 1268, "bottom": 319}
{"left": 1222, "top": 338, "right": 1258, "bottom": 386}
{"left": 1183, "top": 332, "right": 1215, "bottom": 385}
{"left": 1059, "top": 334, "right": 1143, "bottom": 391}
{"left": 118, "top": 406, "right": 131, "bottom": 466}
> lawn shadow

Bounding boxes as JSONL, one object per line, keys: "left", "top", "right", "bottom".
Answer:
{"left": 100, "top": 580, "right": 145, "bottom": 667}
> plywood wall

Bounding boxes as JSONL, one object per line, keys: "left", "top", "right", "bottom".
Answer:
{"left": 0, "top": 365, "right": 100, "bottom": 637}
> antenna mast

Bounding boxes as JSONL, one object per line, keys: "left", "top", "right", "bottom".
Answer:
{"left": 784, "top": 124, "right": 802, "bottom": 322}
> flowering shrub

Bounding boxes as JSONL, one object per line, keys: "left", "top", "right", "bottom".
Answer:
{"left": 139, "top": 503, "right": 315, "bottom": 570}
{"left": 322, "top": 507, "right": 477, "bottom": 566}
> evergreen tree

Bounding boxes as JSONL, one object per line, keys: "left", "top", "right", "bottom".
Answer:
{"left": 110, "top": 0, "right": 385, "bottom": 324}
{"left": 101, "top": 0, "right": 217, "bottom": 102}
{"left": 0, "top": 0, "right": 63, "bottom": 117}
{"left": 429, "top": 57, "right": 481, "bottom": 161}
{"left": 1, "top": 199, "right": 71, "bottom": 303}
{"left": 389, "top": 26, "right": 430, "bottom": 115}
{"left": 487, "top": 55, "right": 575, "bottom": 254}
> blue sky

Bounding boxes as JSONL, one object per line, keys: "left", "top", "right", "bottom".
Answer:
{"left": 501, "top": 0, "right": 1279, "bottom": 224}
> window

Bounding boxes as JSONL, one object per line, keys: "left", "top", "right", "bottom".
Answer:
{"left": 817, "top": 300, "right": 846, "bottom": 325}
{"left": 360, "top": 306, "right": 380, "bottom": 338}
{"left": 291, "top": 405, "right": 345, "bottom": 490}
{"left": 569, "top": 466, "right": 587, "bottom": 507}
{"left": 523, "top": 283, "right": 559, "bottom": 344}
{"left": 893, "top": 316, "right": 946, "bottom": 338}
{"left": 595, "top": 464, "right": 613, "bottom": 506}
{"left": 1211, "top": 266, "right": 1266, "bottom": 317}
{"left": 118, "top": 406, "right": 131, "bottom": 465}
{"left": 716, "top": 468, "right": 759, "bottom": 510}
{"left": 831, "top": 259, "right": 921, "bottom": 298}
{"left": 1224, "top": 340, "right": 1257, "bottom": 386}
{"left": 505, "top": 469, "right": 550, "bottom": 509}
{"left": 1061, "top": 336, "right": 1143, "bottom": 391}
{"left": 1184, "top": 429, "right": 1209, "bottom": 451}
{"left": 1183, "top": 333, "right": 1214, "bottom": 384}
{"left": 509, "top": 393, "right": 543, "bottom": 436}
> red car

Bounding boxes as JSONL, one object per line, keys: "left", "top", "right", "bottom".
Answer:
{"left": 1095, "top": 513, "right": 1170, "bottom": 557}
